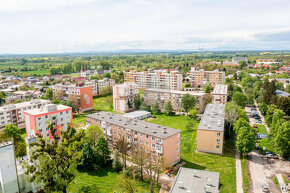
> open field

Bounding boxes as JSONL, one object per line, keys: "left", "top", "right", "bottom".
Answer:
{"left": 146, "top": 113, "right": 236, "bottom": 193}
{"left": 93, "top": 95, "right": 114, "bottom": 112}
{"left": 67, "top": 168, "right": 160, "bottom": 193}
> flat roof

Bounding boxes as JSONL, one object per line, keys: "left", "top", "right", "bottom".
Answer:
{"left": 198, "top": 104, "right": 225, "bottom": 132}
{"left": 86, "top": 111, "right": 181, "bottom": 139}
{"left": 276, "top": 89, "right": 290, "bottom": 97}
{"left": 0, "top": 99, "right": 50, "bottom": 111}
{"left": 145, "top": 88, "right": 206, "bottom": 97}
{"left": 170, "top": 167, "right": 219, "bottom": 193}
{"left": 24, "top": 104, "right": 71, "bottom": 116}
{"left": 212, "top": 84, "right": 228, "bottom": 95}
{"left": 123, "top": 110, "right": 151, "bottom": 118}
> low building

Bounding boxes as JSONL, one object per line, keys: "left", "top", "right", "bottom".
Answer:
{"left": 5, "top": 95, "right": 22, "bottom": 103}
{"left": 86, "top": 111, "right": 181, "bottom": 166}
{"left": 170, "top": 167, "right": 219, "bottom": 193}
{"left": 0, "top": 99, "right": 51, "bottom": 129}
{"left": 256, "top": 59, "right": 279, "bottom": 65}
{"left": 0, "top": 141, "right": 19, "bottom": 193}
{"left": 212, "top": 84, "right": 228, "bottom": 104}
{"left": 113, "top": 82, "right": 138, "bottom": 113}
{"left": 123, "top": 110, "right": 151, "bottom": 120}
{"left": 197, "top": 104, "right": 225, "bottom": 155}
{"left": 24, "top": 104, "right": 73, "bottom": 140}
{"left": 144, "top": 88, "right": 207, "bottom": 113}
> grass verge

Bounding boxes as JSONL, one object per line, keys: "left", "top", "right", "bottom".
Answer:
{"left": 241, "top": 158, "right": 249, "bottom": 192}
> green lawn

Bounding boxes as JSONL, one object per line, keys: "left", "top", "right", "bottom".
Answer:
{"left": 93, "top": 95, "right": 114, "bottom": 112}
{"left": 68, "top": 168, "right": 159, "bottom": 193}
{"left": 73, "top": 110, "right": 97, "bottom": 128}
{"left": 241, "top": 158, "right": 249, "bottom": 193}
{"left": 256, "top": 124, "right": 275, "bottom": 154}
{"left": 146, "top": 113, "right": 236, "bottom": 193}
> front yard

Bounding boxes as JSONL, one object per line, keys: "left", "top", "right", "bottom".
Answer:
{"left": 146, "top": 113, "right": 236, "bottom": 193}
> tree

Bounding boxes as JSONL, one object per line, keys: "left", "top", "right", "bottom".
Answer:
{"left": 95, "top": 136, "right": 111, "bottom": 167}
{"left": 225, "top": 102, "right": 243, "bottom": 136}
{"left": 181, "top": 94, "right": 196, "bottom": 114}
{"left": 42, "top": 88, "right": 53, "bottom": 100}
{"left": 272, "top": 121, "right": 290, "bottom": 159}
{"left": 85, "top": 124, "right": 103, "bottom": 146}
{"left": 232, "top": 91, "right": 247, "bottom": 108}
{"left": 133, "top": 146, "right": 147, "bottom": 181}
{"left": 2, "top": 124, "right": 27, "bottom": 157}
{"left": 259, "top": 103, "right": 268, "bottom": 116}
{"left": 134, "top": 94, "right": 144, "bottom": 110}
{"left": 118, "top": 173, "right": 138, "bottom": 193}
{"left": 152, "top": 101, "right": 160, "bottom": 113}
{"left": 68, "top": 94, "right": 81, "bottom": 113}
{"left": 115, "top": 137, "right": 131, "bottom": 169}
{"left": 189, "top": 108, "right": 197, "bottom": 120}
{"left": 265, "top": 105, "right": 278, "bottom": 126}
{"left": 233, "top": 118, "right": 251, "bottom": 135}
{"left": 185, "top": 120, "right": 196, "bottom": 130}
{"left": 236, "top": 126, "right": 257, "bottom": 157}
{"left": 80, "top": 141, "right": 95, "bottom": 169}
{"left": 277, "top": 96, "right": 290, "bottom": 116}
{"left": 240, "top": 60, "right": 247, "bottom": 68}
{"left": 164, "top": 101, "right": 173, "bottom": 115}
{"left": 203, "top": 83, "right": 213, "bottom": 93}
{"left": 140, "top": 101, "right": 150, "bottom": 111}
{"left": 112, "top": 150, "right": 123, "bottom": 172}
{"left": 53, "top": 90, "right": 66, "bottom": 101}
{"left": 24, "top": 124, "right": 85, "bottom": 193}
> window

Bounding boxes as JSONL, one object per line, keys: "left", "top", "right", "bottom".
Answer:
{"left": 61, "top": 124, "right": 64, "bottom": 127}
{"left": 123, "top": 128, "right": 125, "bottom": 131}
{"left": 152, "top": 136, "right": 155, "bottom": 141}
{"left": 47, "top": 134, "right": 50, "bottom": 136}
{"left": 114, "top": 137, "right": 116, "bottom": 141}
{"left": 146, "top": 142, "right": 149, "bottom": 146}
{"left": 140, "top": 140, "right": 143, "bottom": 144}
{"left": 177, "top": 140, "right": 179, "bottom": 145}
{"left": 177, "top": 154, "right": 179, "bottom": 159}
{"left": 113, "top": 131, "right": 116, "bottom": 134}
{"left": 39, "top": 129, "right": 42, "bottom": 132}
{"left": 216, "top": 145, "right": 220, "bottom": 149}
{"left": 146, "top": 135, "right": 148, "bottom": 138}
{"left": 46, "top": 128, "right": 49, "bottom": 131}
{"left": 66, "top": 111, "right": 69, "bottom": 114}
{"left": 217, "top": 139, "right": 220, "bottom": 143}
{"left": 60, "top": 112, "right": 63, "bottom": 115}
{"left": 217, "top": 133, "right": 221, "bottom": 136}
{"left": 177, "top": 148, "right": 179, "bottom": 152}
{"left": 152, "top": 144, "right": 155, "bottom": 148}
{"left": 45, "top": 115, "right": 48, "bottom": 118}
{"left": 140, "top": 133, "right": 143, "bottom": 137}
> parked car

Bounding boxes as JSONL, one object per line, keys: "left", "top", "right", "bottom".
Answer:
{"left": 151, "top": 116, "right": 156, "bottom": 118}
{"left": 266, "top": 153, "right": 279, "bottom": 159}
{"left": 262, "top": 184, "right": 269, "bottom": 192}
{"left": 265, "top": 151, "right": 273, "bottom": 155}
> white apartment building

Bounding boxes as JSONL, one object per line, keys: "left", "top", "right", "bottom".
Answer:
{"left": 212, "top": 84, "right": 228, "bottom": 104}
{"left": 85, "top": 78, "right": 115, "bottom": 96}
{"left": 113, "top": 82, "right": 138, "bottom": 113}
{"left": 0, "top": 99, "right": 50, "bottom": 129}
{"left": 124, "top": 70, "right": 183, "bottom": 90}
{"left": 24, "top": 104, "right": 73, "bottom": 140}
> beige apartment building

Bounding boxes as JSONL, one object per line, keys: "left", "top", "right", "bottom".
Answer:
{"left": 197, "top": 104, "right": 225, "bottom": 155}
{"left": 186, "top": 67, "right": 225, "bottom": 87}
{"left": 113, "top": 82, "right": 138, "bottom": 113}
{"left": 212, "top": 84, "right": 228, "bottom": 104}
{"left": 144, "top": 88, "right": 207, "bottom": 113}
{"left": 0, "top": 99, "right": 51, "bottom": 129}
{"left": 86, "top": 111, "right": 181, "bottom": 166}
{"left": 85, "top": 78, "right": 115, "bottom": 96}
{"left": 124, "top": 70, "right": 183, "bottom": 90}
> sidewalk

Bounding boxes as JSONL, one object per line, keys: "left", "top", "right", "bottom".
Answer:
{"left": 276, "top": 173, "right": 288, "bottom": 192}
{"left": 235, "top": 150, "right": 244, "bottom": 193}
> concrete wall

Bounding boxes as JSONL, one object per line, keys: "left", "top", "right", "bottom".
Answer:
{"left": 196, "top": 130, "right": 224, "bottom": 155}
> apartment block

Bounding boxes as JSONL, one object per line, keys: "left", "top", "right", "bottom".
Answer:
{"left": 24, "top": 104, "right": 73, "bottom": 140}
{"left": 124, "top": 70, "right": 183, "bottom": 90}
{"left": 186, "top": 67, "right": 225, "bottom": 87}
{"left": 256, "top": 59, "right": 279, "bottom": 65}
{"left": 113, "top": 82, "right": 138, "bottom": 113}
{"left": 86, "top": 111, "right": 181, "bottom": 166}
{"left": 53, "top": 83, "right": 93, "bottom": 112}
{"left": 197, "top": 104, "right": 225, "bottom": 155}
{"left": 212, "top": 84, "right": 228, "bottom": 104}
{"left": 0, "top": 99, "right": 50, "bottom": 129}
{"left": 144, "top": 88, "right": 207, "bottom": 113}
{"left": 232, "top": 57, "right": 248, "bottom": 64}
{"left": 85, "top": 78, "right": 115, "bottom": 96}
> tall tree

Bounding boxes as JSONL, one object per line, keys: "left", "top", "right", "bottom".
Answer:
{"left": 181, "top": 93, "right": 196, "bottom": 114}
{"left": 272, "top": 121, "right": 290, "bottom": 159}
{"left": 118, "top": 173, "right": 138, "bottom": 193}
{"left": 68, "top": 94, "right": 81, "bottom": 113}
{"left": 203, "top": 83, "right": 213, "bottom": 93}
{"left": 232, "top": 91, "right": 247, "bottom": 108}
{"left": 80, "top": 141, "right": 95, "bottom": 169}
{"left": 24, "top": 124, "right": 84, "bottom": 193}
{"left": 152, "top": 101, "right": 160, "bottom": 113}
{"left": 115, "top": 137, "right": 131, "bottom": 169}
{"left": 164, "top": 100, "right": 173, "bottom": 115}
{"left": 95, "top": 136, "right": 111, "bottom": 167}
{"left": 112, "top": 149, "right": 123, "bottom": 172}
{"left": 132, "top": 146, "right": 147, "bottom": 181}
{"left": 236, "top": 126, "right": 257, "bottom": 157}
{"left": 85, "top": 124, "right": 103, "bottom": 147}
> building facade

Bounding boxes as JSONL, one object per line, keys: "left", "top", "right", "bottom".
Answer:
{"left": 232, "top": 57, "right": 248, "bottom": 64}
{"left": 144, "top": 88, "right": 207, "bottom": 113}
{"left": 186, "top": 67, "right": 225, "bottom": 87}
{"left": 113, "top": 82, "right": 138, "bottom": 113}
{"left": 85, "top": 78, "right": 115, "bottom": 96}
{"left": 86, "top": 111, "right": 181, "bottom": 166}
{"left": 124, "top": 70, "right": 183, "bottom": 90}
{"left": 197, "top": 104, "right": 225, "bottom": 155}
{"left": 212, "top": 84, "right": 228, "bottom": 104}
{"left": 24, "top": 104, "right": 73, "bottom": 140}
{"left": 0, "top": 99, "right": 50, "bottom": 129}
{"left": 256, "top": 59, "right": 279, "bottom": 65}
{"left": 53, "top": 84, "right": 93, "bottom": 112}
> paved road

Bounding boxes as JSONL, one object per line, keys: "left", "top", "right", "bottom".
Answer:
{"left": 249, "top": 151, "right": 269, "bottom": 193}
{"left": 254, "top": 100, "right": 270, "bottom": 133}
{"left": 235, "top": 150, "right": 244, "bottom": 193}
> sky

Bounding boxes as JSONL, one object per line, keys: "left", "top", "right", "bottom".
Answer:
{"left": 0, "top": 0, "right": 290, "bottom": 54}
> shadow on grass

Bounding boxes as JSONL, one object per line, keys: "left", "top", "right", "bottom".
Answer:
{"left": 77, "top": 167, "right": 112, "bottom": 177}
{"left": 181, "top": 158, "right": 206, "bottom": 170}
{"left": 73, "top": 110, "right": 98, "bottom": 119}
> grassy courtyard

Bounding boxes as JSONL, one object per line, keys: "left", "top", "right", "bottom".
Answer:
{"left": 68, "top": 168, "right": 159, "bottom": 193}
{"left": 93, "top": 95, "right": 114, "bottom": 112}
{"left": 146, "top": 113, "right": 236, "bottom": 193}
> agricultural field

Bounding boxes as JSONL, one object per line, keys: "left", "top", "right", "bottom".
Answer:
{"left": 146, "top": 113, "right": 236, "bottom": 193}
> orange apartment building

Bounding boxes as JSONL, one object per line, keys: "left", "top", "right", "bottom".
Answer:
{"left": 124, "top": 70, "right": 183, "bottom": 91}
{"left": 197, "top": 104, "right": 225, "bottom": 155}
{"left": 53, "top": 83, "right": 93, "bottom": 112}
{"left": 24, "top": 104, "right": 73, "bottom": 141}
{"left": 212, "top": 84, "right": 228, "bottom": 104}
{"left": 86, "top": 111, "right": 181, "bottom": 166}
{"left": 186, "top": 67, "right": 225, "bottom": 87}
{"left": 113, "top": 82, "right": 138, "bottom": 113}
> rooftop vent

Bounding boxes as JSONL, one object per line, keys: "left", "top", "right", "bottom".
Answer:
{"left": 163, "top": 128, "right": 167, "bottom": 134}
